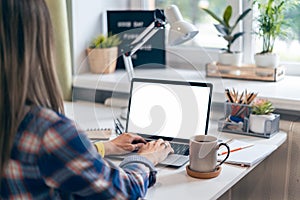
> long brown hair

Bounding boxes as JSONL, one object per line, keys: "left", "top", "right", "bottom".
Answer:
{"left": 0, "top": 0, "right": 65, "bottom": 176}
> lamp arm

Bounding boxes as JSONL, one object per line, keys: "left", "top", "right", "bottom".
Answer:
{"left": 130, "top": 21, "right": 156, "bottom": 48}
{"left": 122, "top": 54, "right": 135, "bottom": 81}
{"left": 130, "top": 24, "right": 160, "bottom": 56}
{"left": 130, "top": 9, "right": 166, "bottom": 49}
{"left": 122, "top": 17, "right": 165, "bottom": 81}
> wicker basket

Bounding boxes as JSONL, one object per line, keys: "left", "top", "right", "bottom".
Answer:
{"left": 86, "top": 47, "right": 118, "bottom": 74}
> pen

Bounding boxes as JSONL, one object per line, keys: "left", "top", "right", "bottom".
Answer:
{"left": 115, "top": 125, "right": 122, "bottom": 135}
{"left": 114, "top": 118, "right": 124, "bottom": 135}
{"left": 225, "top": 89, "right": 234, "bottom": 103}
{"left": 218, "top": 144, "right": 254, "bottom": 156}
{"left": 116, "top": 118, "right": 124, "bottom": 130}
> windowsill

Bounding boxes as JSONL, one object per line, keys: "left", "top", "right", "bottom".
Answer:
{"left": 73, "top": 67, "right": 300, "bottom": 112}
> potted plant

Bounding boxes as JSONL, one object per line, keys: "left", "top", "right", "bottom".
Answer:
{"left": 249, "top": 98, "right": 276, "bottom": 134}
{"left": 253, "top": 0, "right": 297, "bottom": 68}
{"left": 87, "top": 33, "right": 121, "bottom": 74}
{"left": 202, "top": 5, "right": 251, "bottom": 66}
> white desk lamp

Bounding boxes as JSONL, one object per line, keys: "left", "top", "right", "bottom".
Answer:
{"left": 121, "top": 5, "right": 199, "bottom": 81}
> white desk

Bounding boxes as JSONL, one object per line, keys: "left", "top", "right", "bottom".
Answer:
{"left": 64, "top": 101, "right": 287, "bottom": 200}
{"left": 146, "top": 131, "right": 286, "bottom": 200}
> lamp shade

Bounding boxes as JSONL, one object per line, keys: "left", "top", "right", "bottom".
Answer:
{"left": 165, "top": 5, "right": 199, "bottom": 46}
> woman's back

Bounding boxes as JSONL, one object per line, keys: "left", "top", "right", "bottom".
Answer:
{"left": 1, "top": 106, "right": 148, "bottom": 199}
{"left": 0, "top": 1, "right": 172, "bottom": 199}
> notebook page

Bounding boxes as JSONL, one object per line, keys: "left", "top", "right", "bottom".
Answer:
{"left": 218, "top": 139, "right": 277, "bottom": 166}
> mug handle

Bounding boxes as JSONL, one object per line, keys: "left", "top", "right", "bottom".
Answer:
{"left": 216, "top": 143, "right": 230, "bottom": 168}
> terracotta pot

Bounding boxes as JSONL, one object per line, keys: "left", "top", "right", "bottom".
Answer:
{"left": 86, "top": 47, "right": 118, "bottom": 74}
{"left": 254, "top": 53, "right": 279, "bottom": 68}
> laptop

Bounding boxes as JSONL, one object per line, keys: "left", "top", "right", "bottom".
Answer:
{"left": 126, "top": 78, "right": 213, "bottom": 167}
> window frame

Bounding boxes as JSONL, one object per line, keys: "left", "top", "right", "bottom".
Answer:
{"left": 242, "top": 0, "right": 300, "bottom": 75}
{"left": 131, "top": 0, "right": 300, "bottom": 76}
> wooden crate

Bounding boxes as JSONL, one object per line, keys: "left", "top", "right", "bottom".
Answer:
{"left": 206, "top": 63, "right": 285, "bottom": 82}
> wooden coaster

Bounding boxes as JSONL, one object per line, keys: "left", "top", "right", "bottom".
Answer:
{"left": 186, "top": 165, "right": 221, "bottom": 179}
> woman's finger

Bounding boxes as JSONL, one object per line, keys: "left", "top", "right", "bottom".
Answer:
{"left": 166, "top": 141, "right": 174, "bottom": 153}
{"left": 155, "top": 138, "right": 164, "bottom": 147}
{"left": 134, "top": 143, "right": 145, "bottom": 150}
{"left": 131, "top": 135, "right": 147, "bottom": 144}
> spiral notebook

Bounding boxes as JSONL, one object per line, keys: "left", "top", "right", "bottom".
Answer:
{"left": 85, "top": 128, "right": 112, "bottom": 140}
{"left": 218, "top": 139, "right": 277, "bottom": 166}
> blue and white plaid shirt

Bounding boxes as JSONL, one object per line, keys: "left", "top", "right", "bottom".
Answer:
{"left": 1, "top": 106, "right": 150, "bottom": 199}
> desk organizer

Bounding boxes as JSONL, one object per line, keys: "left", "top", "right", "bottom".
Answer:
{"left": 206, "top": 62, "right": 285, "bottom": 82}
{"left": 218, "top": 102, "right": 280, "bottom": 138}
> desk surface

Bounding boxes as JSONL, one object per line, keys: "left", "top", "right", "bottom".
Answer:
{"left": 73, "top": 68, "right": 300, "bottom": 111}
{"left": 64, "top": 101, "right": 287, "bottom": 200}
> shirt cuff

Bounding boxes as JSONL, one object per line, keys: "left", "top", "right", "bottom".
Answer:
{"left": 94, "top": 141, "right": 105, "bottom": 157}
{"left": 119, "top": 155, "right": 157, "bottom": 188}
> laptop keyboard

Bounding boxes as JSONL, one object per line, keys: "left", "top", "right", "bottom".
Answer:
{"left": 159, "top": 154, "right": 189, "bottom": 167}
{"left": 170, "top": 142, "right": 189, "bottom": 156}
{"left": 107, "top": 141, "right": 190, "bottom": 167}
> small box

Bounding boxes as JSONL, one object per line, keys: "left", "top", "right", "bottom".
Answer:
{"left": 206, "top": 63, "right": 285, "bottom": 82}
{"left": 218, "top": 102, "right": 280, "bottom": 138}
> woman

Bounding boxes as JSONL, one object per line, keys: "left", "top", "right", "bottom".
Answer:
{"left": 0, "top": 0, "right": 173, "bottom": 199}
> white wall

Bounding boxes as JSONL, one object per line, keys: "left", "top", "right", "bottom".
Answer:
{"left": 72, "top": 0, "right": 129, "bottom": 74}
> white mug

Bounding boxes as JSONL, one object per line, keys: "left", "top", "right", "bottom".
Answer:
{"left": 189, "top": 135, "right": 230, "bottom": 172}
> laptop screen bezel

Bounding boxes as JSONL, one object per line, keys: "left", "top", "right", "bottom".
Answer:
{"left": 125, "top": 78, "right": 213, "bottom": 141}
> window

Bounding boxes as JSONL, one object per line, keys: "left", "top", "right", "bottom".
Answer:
{"left": 155, "top": 0, "right": 229, "bottom": 50}
{"left": 154, "top": 0, "right": 300, "bottom": 75}
{"left": 261, "top": 3, "right": 300, "bottom": 63}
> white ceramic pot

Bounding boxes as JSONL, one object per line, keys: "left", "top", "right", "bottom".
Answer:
{"left": 254, "top": 53, "right": 279, "bottom": 68}
{"left": 249, "top": 113, "right": 276, "bottom": 134}
{"left": 218, "top": 52, "right": 243, "bottom": 66}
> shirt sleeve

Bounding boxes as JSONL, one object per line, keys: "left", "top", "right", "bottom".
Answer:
{"left": 94, "top": 141, "right": 105, "bottom": 157}
{"left": 38, "top": 117, "right": 150, "bottom": 200}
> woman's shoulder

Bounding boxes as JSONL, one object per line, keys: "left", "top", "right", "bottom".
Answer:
{"left": 18, "top": 105, "right": 85, "bottom": 144}
{"left": 13, "top": 106, "right": 89, "bottom": 164}
{"left": 19, "top": 105, "right": 74, "bottom": 134}
{"left": 30, "top": 106, "right": 69, "bottom": 123}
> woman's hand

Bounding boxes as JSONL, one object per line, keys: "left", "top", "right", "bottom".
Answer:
{"left": 138, "top": 139, "right": 174, "bottom": 165}
{"left": 103, "top": 133, "right": 147, "bottom": 156}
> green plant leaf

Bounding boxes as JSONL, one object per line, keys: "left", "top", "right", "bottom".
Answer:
{"left": 252, "top": 99, "right": 274, "bottom": 115}
{"left": 267, "top": 0, "right": 274, "bottom": 11}
{"left": 203, "top": 5, "right": 251, "bottom": 52}
{"left": 202, "top": 8, "right": 225, "bottom": 26}
{"left": 231, "top": 32, "right": 244, "bottom": 44}
{"left": 232, "top": 8, "right": 252, "bottom": 30}
{"left": 89, "top": 34, "right": 121, "bottom": 49}
{"left": 214, "top": 24, "right": 229, "bottom": 36}
{"left": 252, "top": 0, "right": 296, "bottom": 53}
{"left": 223, "top": 5, "right": 232, "bottom": 27}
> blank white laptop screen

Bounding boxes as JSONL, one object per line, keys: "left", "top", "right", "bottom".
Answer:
{"left": 126, "top": 78, "right": 213, "bottom": 140}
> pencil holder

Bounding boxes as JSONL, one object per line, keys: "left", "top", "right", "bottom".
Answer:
{"left": 218, "top": 101, "right": 280, "bottom": 138}
{"left": 225, "top": 102, "right": 252, "bottom": 123}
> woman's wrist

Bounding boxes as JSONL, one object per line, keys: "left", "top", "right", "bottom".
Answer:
{"left": 103, "top": 141, "right": 116, "bottom": 156}
{"left": 119, "top": 155, "right": 157, "bottom": 188}
{"left": 138, "top": 153, "right": 158, "bottom": 165}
